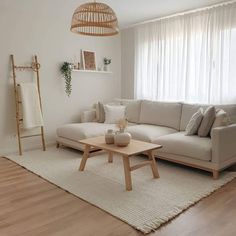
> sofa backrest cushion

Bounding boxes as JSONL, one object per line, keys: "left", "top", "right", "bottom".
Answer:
{"left": 139, "top": 100, "right": 182, "bottom": 130}
{"left": 125, "top": 101, "right": 141, "bottom": 123}
{"left": 115, "top": 98, "right": 141, "bottom": 124}
{"left": 180, "top": 103, "right": 236, "bottom": 131}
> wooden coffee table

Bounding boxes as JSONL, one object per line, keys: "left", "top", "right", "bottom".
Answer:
{"left": 78, "top": 136, "right": 162, "bottom": 191}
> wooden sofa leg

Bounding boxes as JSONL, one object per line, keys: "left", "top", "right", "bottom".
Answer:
{"left": 56, "top": 142, "right": 60, "bottom": 148}
{"left": 213, "top": 170, "right": 219, "bottom": 179}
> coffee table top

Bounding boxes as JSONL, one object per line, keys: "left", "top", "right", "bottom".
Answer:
{"left": 79, "top": 136, "right": 162, "bottom": 156}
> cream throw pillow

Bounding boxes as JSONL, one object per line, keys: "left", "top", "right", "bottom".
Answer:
{"left": 96, "top": 102, "right": 121, "bottom": 123}
{"left": 210, "top": 109, "right": 230, "bottom": 137}
{"left": 198, "top": 106, "right": 216, "bottom": 137}
{"left": 104, "top": 105, "right": 126, "bottom": 124}
{"left": 185, "top": 108, "right": 203, "bottom": 136}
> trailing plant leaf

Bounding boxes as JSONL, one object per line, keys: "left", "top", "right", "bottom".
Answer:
{"left": 60, "top": 62, "right": 73, "bottom": 97}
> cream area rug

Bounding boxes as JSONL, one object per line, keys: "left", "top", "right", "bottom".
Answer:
{"left": 6, "top": 147, "right": 236, "bottom": 234}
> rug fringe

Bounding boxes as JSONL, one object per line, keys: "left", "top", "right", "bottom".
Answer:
{"left": 138, "top": 174, "right": 236, "bottom": 234}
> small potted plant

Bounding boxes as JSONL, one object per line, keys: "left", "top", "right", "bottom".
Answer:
{"left": 103, "top": 57, "right": 111, "bottom": 71}
{"left": 60, "top": 62, "right": 73, "bottom": 97}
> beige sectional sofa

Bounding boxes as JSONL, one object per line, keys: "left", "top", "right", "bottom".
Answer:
{"left": 56, "top": 99, "right": 236, "bottom": 179}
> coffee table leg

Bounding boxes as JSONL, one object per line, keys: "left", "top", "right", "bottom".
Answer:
{"left": 79, "top": 144, "right": 90, "bottom": 171}
{"left": 122, "top": 155, "right": 132, "bottom": 191}
{"left": 148, "top": 150, "right": 159, "bottom": 178}
{"left": 108, "top": 151, "right": 113, "bottom": 163}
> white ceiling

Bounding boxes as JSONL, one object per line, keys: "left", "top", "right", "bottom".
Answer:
{"left": 101, "top": 0, "right": 225, "bottom": 28}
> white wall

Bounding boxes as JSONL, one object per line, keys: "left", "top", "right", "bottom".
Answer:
{"left": 0, "top": 0, "right": 121, "bottom": 154}
{"left": 121, "top": 28, "right": 135, "bottom": 99}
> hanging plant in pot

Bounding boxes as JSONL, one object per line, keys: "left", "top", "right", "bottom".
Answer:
{"left": 60, "top": 62, "right": 73, "bottom": 97}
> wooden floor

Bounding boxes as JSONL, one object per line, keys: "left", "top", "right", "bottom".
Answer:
{"left": 0, "top": 157, "right": 236, "bottom": 236}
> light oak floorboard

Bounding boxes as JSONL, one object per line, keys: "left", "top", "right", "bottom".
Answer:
{"left": 0, "top": 157, "right": 236, "bottom": 236}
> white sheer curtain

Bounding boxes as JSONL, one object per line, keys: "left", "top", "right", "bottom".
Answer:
{"left": 134, "top": 2, "right": 236, "bottom": 104}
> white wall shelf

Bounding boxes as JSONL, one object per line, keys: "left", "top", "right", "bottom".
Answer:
{"left": 72, "top": 69, "right": 112, "bottom": 74}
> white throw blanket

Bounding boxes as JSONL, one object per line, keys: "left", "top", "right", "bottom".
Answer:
{"left": 19, "top": 82, "right": 44, "bottom": 129}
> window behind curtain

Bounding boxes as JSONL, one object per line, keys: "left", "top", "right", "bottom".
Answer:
{"left": 134, "top": 2, "right": 236, "bottom": 104}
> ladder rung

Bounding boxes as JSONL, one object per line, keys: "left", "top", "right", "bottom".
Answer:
{"left": 20, "top": 134, "right": 41, "bottom": 139}
{"left": 15, "top": 66, "right": 32, "bottom": 70}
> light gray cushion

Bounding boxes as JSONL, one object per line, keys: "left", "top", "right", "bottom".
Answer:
{"left": 81, "top": 110, "right": 96, "bottom": 123}
{"left": 214, "top": 104, "right": 236, "bottom": 124}
{"left": 212, "top": 109, "right": 230, "bottom": 129}
{"left": 198, "top": 106, "right": 216, "bottom": 137}
{"left": 97, "top": 102, "right": 105, "bottom": 123}
{"left": 210, "top": 109, "right": 231, "bottom": 137}
{"left": 125, "top": 100, "right": 141, "bottom": 123}
{"left": 153, "top": 132, "right": 212, "bottom": 161}
{"left": 185, "top": 108, "right": 203, "bottom": 135}
{"left": 117, "top": 99, "right": 141, "bottom": 123}
{"left": 126, "top": 124, "right": 177, "bottom": 142}
{"left": 180, "top": 104, "right": 207, "bottom": 131}
{"left": 139, "top": 100, "right": 182, "bottom": 130}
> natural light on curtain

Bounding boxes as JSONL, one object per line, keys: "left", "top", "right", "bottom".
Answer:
{"left": 134, "top": 2, "right": 236, "bottom": 104}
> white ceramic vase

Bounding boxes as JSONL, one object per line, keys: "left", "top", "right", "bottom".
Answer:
{"left": 114, "top": 131, "right": 131, "bottom": 147}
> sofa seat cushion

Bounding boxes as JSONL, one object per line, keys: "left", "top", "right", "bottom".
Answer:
{"left": 57, "top": 123, "right": 118, "bottom": 141}
{"left": 126, "top": 124, "right": 178, "bottom": 142}
{"left": 153, "top": 132, "right": 212, "bottom": 161}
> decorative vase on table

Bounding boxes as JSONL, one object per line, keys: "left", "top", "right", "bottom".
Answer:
{"left": 114, "top": 130, "right": 131, "bottom": 147}
{"left": 105, "top": 129, "right": 115, "bottom": 144}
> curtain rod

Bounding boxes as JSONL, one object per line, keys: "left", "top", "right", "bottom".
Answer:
{"left": 123, "top": 0, "right": 235, "bottom": 29}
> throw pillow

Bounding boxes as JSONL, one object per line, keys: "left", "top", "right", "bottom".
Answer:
{"left": 96, "top": 101, "right": 122, "bottom": 123}
{"left": 185, "top": 108, "right": 203, "bottom": 136}
{"left": 210, "top": 109, "right": 230, "bottom": 137}
{"left": 104, "top": 105, "right": 126, "bottom": 124}
{"left": 97, "top": 102, "right": 105, "bottom": 123}
{"left": 198, "top": 106, "right": 216, "bottom": 137}
{"left": 94, "top": 103, "right": 99, "bottom": 122}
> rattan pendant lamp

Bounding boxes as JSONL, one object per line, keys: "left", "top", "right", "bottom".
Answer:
{"left": 70, "top": 0, "right": 119, "bottom": 36}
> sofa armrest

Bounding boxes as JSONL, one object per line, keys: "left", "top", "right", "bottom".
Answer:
{"left": 211, "top": 124, "right": 236, "bottom": 164}
{"left": 81, "top": 109, "right": 96, "bottom": 123}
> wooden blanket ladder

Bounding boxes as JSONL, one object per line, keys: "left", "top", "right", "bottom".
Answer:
{"left": 10, "top": 55, "right": 46, "bottom": 155}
